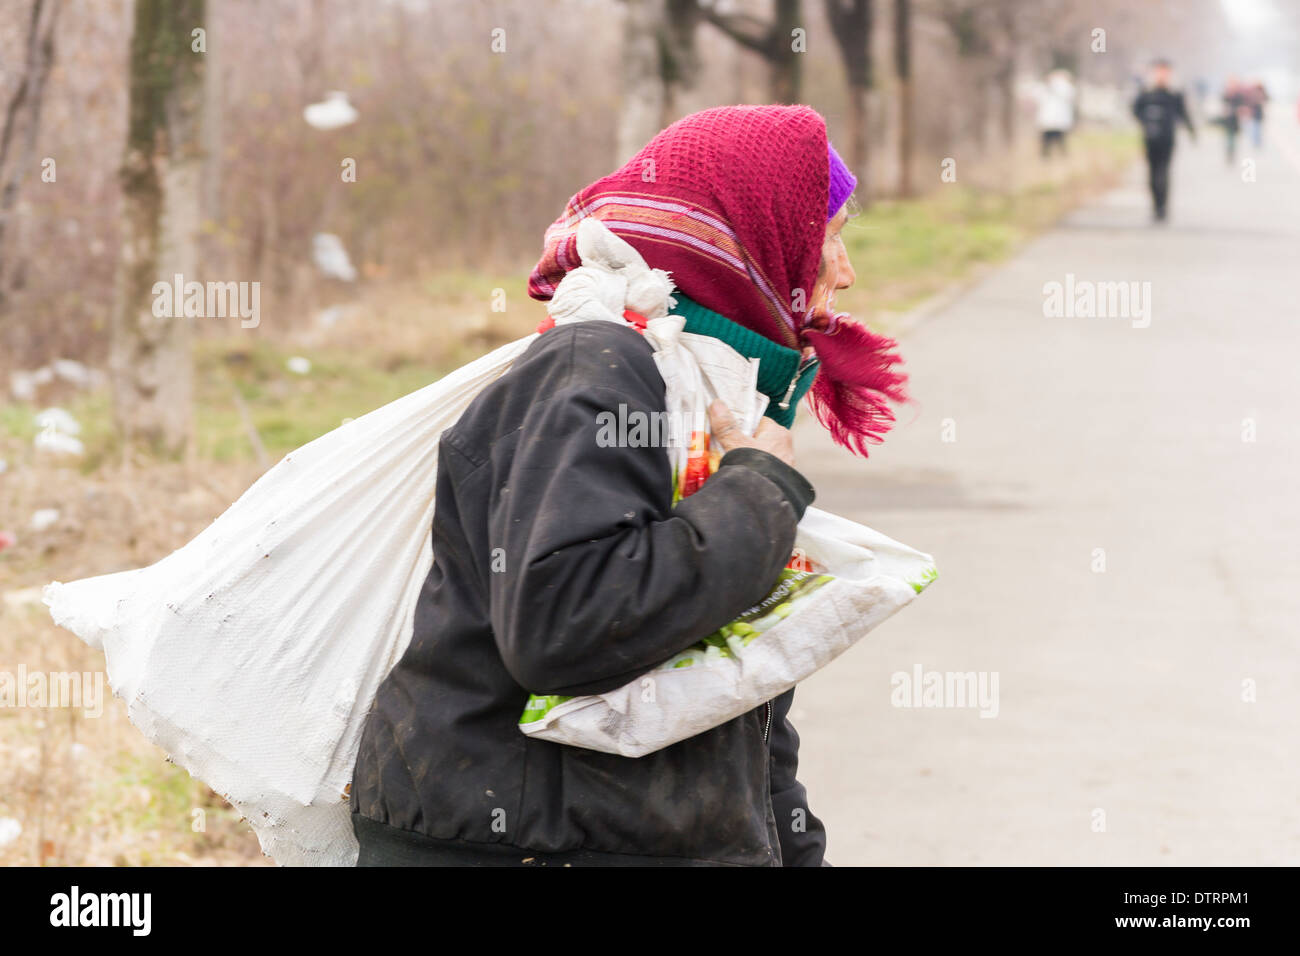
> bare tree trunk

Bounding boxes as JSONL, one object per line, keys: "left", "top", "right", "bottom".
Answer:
{"left": 996, "top": 61, "right": 1016, "bottom": 145}
{"left": 769, "top": 0, "right": 802, "bottom": 104}
{"left": 699, "top": 0, "right": 804, "bottom": 105}
{"left": 617, "top": 0, "right": 668, "bottom": 163}
{"left": 933, "top": 0, "right": 994, "bottom": 157}
{"left": 661, "top": 0, "right": 702, "bottom": 122}
{"left": 826, "top": 0, "right": 874, "bottom": 203}
{"left": 845, "top": 83, "right": 869, "bottom": 194}
{"left": 617, "top": 0, "right": 702, "bottom": 162}
{"left": 201, "top": 0, "right": 223, "bottom": 268}
{"left": 110, "top": 0, "right": 206, "bottom": 458}
{"left": 0, "top": 0, "right": 61, "bottom": 309}
{"left": 893, "top": 0, "right": 913, "bottom": 197}
{"left": 994, "top": 2, "right": 1018, "bottom": 146}
{"left": 973, "top": 73, "right": 990, "bottom": 153}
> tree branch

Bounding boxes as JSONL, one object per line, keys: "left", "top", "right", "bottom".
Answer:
{"left": 696, "top": 4, "right": 772, "bottom": 56}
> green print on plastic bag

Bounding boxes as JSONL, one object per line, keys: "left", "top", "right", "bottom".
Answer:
{"left": 518, "top": 567, "right": 834, "bottom": 726}
{"left": 698, "top": 568, "right": 833, "bottom": 654}
{"left": 908, "top": 566, "right": 939, "bottom": 593}
{"left": 521, "top": 694, "right": 571, "bottom": 724}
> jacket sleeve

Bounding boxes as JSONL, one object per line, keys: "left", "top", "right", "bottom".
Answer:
{"left": 768, "top": 687, "right": 830, "bottom": 866}
{"left": 484, "top": 330, "right": 815, "bottom": 698}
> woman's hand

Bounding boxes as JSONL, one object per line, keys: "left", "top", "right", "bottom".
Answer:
{"left": 708, "top": 400, "right": 796, "bottom": 469}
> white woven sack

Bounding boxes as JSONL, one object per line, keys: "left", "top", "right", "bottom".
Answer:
{"left": 43, "top": 333, "right": 536, "bottom": 866}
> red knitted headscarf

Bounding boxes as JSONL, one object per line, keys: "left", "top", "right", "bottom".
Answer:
{"left": 528, "top": 104, "right": 908, "bottom": 455}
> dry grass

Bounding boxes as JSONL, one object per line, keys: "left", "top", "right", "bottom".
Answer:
{"left": 0, "top": 457, "right": 271, "bottom": 866}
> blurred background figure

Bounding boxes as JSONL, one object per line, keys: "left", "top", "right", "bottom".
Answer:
{"left": 1033, "top": 68, "right": 1077, "bottom": 159}
{"left": 1133, "top": 58, "right": 1196, "bottom": 222}
{"left": 1243, "top": 78, "right": 1269, "bottom": 148}
{"left": 1214, "top": 75, "right": 1247, "bottom": 163}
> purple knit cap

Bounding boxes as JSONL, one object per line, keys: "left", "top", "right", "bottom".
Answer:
{"left": 827, "top": 142, "right": 856, "bottom": 221}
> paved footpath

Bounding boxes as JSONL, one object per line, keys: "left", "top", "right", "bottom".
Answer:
{"left": 791, "top": 115, "right": 1300, "bottom": 865}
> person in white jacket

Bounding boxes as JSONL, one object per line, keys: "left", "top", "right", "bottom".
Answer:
{"left": 1035, "top": 69, "right": 1077, "bottom": 159}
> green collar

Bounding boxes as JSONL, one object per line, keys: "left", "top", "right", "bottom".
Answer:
{"left": 669, "top": 294, "right": 819, "bottom": 428}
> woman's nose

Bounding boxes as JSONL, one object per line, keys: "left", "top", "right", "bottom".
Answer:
{"left": 836, "top": 251, "right": 856, "bottom": 290}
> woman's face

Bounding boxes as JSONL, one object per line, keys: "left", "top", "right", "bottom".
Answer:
{"left": 804, "top": 206, "right": 856, "bottom": 355}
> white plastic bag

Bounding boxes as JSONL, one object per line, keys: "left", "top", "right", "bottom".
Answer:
{"left": 519, "top": 505, "right": 937, "bottom": 757}
{"left": 518, "top": 309, "right": 938, "bottom": 757}
{"left": 44, "top": 333, "right": 536, "bottom": 866}
{"left": 644, "top": 315, "right": 769, "bottom": 502}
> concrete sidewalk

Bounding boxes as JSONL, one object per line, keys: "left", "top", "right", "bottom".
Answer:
{"left": 792, "top": 116, "right": 1300, "bottom": 865}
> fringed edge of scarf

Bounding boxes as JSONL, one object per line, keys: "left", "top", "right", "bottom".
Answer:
{"left": 801, "top": 315, "right": 910, "bottom": 457}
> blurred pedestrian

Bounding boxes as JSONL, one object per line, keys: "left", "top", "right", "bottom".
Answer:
{"left": 1133, "top": 59, "right": 1196, "bottom": 222}
{"left": 1243, "top": 79, "right": 1269, "bottom": 149}
{"left": 1216, "top": 75, "right": 1247, "bottom": 164}
{"left": 1034, "top": 69, "right": 1077, "bottom": 159}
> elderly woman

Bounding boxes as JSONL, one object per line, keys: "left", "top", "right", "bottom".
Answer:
{"left": 350, "top": 104, "right": 906, "bottom": 866}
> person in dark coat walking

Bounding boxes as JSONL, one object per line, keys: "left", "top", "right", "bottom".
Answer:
{"left": 1133, "top": 59, "right": 1197, "bottom": 222}
{"left": 1217, "top": 75, "right": 1248, "bottom": 164}
{"left": 348, "top": 105, "right": 909, "bottom": 866}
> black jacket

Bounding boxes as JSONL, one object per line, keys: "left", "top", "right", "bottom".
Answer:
{"left": 350, "top": 319, "right": 828, "bottom": 866}
{"left": 1133, "top": 87, "right": 1195, "bottom": 142}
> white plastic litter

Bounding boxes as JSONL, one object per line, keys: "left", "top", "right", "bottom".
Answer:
{"left": 315, "top": 306, "right": 346, "bottom": 328}
{"left": 303, "top": 91, "right": 359, "bottom": 131}
{"left": 0, "top": 817, "right": 22, "bottom": 849}
{"left": 311, "top": 232, "right": 357, "bottom": 282}
{"left": 51, "top": 359, "right": 94, "bottom": 388}
{"left": 10, "top": 370, "right": 40, "bottom": 402}
{"left": 30, "top": 509, "right": 60, "bottom": 532}
{"left": 34, "top": 408, "right": 84, "bottom": 457}
{"left": 34, "top": 430, "right": 84, "bottom": 457}
{"left": 35, "top": 407, "right": 81, "bottom": 435}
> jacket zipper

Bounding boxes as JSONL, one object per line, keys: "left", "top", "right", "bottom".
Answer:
{"left": 761, "top": 701, "right": 776, "bottom": 864}
{"left": 777, "top": 356, "right": 818, "bottom": 411}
